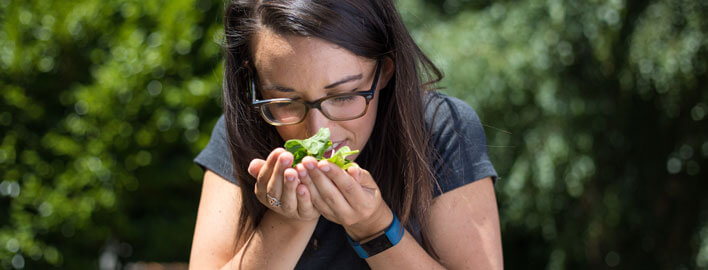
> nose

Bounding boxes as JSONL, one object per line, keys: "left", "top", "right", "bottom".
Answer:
{"left": 303, "top": 108, "right": 330, "bottom": 137}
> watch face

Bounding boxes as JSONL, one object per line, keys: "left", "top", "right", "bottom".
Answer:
{"left": 361, "top": 234, "right": 393, "bottom": 256}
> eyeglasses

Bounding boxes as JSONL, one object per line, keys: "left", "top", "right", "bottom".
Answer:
{"left": 251, "top": 59, "right": 382, "bottom": 126}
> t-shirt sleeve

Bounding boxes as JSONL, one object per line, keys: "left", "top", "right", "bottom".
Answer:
{"left": 425, "top": 93, "right": 498, "bottom": 197}
{"left": 193, "top": 114, "right": 239, "bottom": 185}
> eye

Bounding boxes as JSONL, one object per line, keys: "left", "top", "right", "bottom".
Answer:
{"left": 274, "top": 102, "right": 292, "bottom": 108}
{"left": 335, "top": 96, "right": 355, "bottom": 102}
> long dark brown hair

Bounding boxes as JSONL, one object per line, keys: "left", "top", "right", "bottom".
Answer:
{"left": 222, "top": 0, "right": 443, "bottom": 258}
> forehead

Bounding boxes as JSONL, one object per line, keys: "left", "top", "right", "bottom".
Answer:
{"left": 251, "top": 28, "right": 368, "bottom": 87}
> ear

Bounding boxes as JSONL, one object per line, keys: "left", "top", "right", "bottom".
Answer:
{"left": 377, "top": 56, "right": 395, "bottom": 91}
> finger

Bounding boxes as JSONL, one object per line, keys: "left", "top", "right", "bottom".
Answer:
{"left": 318, "top": 160, "right": 367, "bottom": 206}
{"left": 350, "top": 167, "right": 378, "bottom": 194}
{"left": 303, "top": 157, "right": 354, "bottom": 217}
{"left": 297, "top": 161, "right": 333, "bottom": 216}
{"left": 248, "top": 159, "right": 266, "bottom": 178}
{"left": 267, "top": 150, "right": 292, "bottom": 200}
{"left": 280, "top": 167, "right": 299, "bottom": 215}
{"left": 296, "top": 184, "right": 318, "bottom": 219}
{"left": 255, "top": 149, "right": 285, "bottom": 201}
{"left": 346, "top": 165, "right": 359, "bottom": 181}
{"left": 346, "top": 163, "right": 362, "bottom": 183}
{"left": 296, "top": 163, "right": 311, "bottom": 185}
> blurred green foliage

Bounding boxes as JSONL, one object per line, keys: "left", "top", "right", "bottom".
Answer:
{"left": 0, "top": 0, "right": 706, "bottom": 269}
{"left": 1, "top": 0, "right": 224, "bottom": 268}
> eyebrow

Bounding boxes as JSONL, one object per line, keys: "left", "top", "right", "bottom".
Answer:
{"left": 324, "top": 74, "right": 362, "bottom": 89}
{"left": 262, "top": 73, "right": 363, "bottom": 93}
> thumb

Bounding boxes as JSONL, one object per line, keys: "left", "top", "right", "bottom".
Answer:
{"left": 348, "top": 166, "right": 375, "bottom": 187}
{"left": 346, "top": 163, "right": 362, "bottom": 182}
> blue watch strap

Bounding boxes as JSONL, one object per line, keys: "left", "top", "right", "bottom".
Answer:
{"left": 347, "top": 236, "right": 370, "bottom": 259}
{"left": 346, "top": 212, "right": 404, "bottom": 259}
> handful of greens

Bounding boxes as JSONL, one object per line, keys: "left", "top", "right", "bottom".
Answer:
{"left": 284, "top": 128, "right": 359, "bottom": 170}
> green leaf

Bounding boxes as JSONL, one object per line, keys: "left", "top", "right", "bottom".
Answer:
{"left": 284, "top": 128, "right": 357, "bottom": 169}
{"left": 284, "top": 139, "right": 307, "bottom": 165}
{"left": 326, "top": 146, "right": 360, "bottom": 170}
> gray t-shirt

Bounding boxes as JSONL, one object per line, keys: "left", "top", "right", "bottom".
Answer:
{"left": 194, "top": 92, "right": 497, "bottom": 269}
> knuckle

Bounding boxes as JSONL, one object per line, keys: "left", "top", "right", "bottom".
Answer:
{"left": 269, "top": 178, "right": 282, "bottom": 189}
{"left": 266, "top": 177, "right": 276, "bottom": 188}
{"left": 256, "top": 174, "right": 269, "bottom": 185}
{"left": 282, "top": 204, "right": 295, "bottom": 214}
{"left": 300, "top": 176, "right": 311, "bottom": 185}
{"left": 360, "top": 169, "right": 372, "bottom": 178}
{"left": 322, "top": 193, "right": 338, "bottom": 206}
{"left": 301, "top": 209, "right": 314, "bottom": 219}
{"left": 342, "top": 182, "right": 357, "bottom": 193}
{"left": 311, "top": 200, "right": 323, "bottom": 210}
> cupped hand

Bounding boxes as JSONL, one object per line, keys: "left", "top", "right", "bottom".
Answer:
{"left": 248, "top": 148, "right": 320, "bottom": 222}
{"left": 296, "top": 156, "right": 394, "bottom": 241}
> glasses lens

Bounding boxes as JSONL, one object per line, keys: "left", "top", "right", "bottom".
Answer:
{"left": 321, "top": 94, "right": 368, "bottom": 120}
{"left": 261, "top": 101, "right": 306, "bottom": 124}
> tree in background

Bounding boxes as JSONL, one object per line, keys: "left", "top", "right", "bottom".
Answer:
{"left": 1, "top": 0, "right": 225, "bottom": 268}
{"left": 406, "top": 0, "right": 707, "bottom": 268}
{"left": 0, "top": 0, "right": 706, "bottom": 269}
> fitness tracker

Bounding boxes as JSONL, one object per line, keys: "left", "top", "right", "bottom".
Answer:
{"left": 346, "top": 212, "right": 404, "bottom": 259}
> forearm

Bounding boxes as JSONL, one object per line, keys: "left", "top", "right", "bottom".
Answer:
{"left": 344, "top": 208, "right": 444, "bottom": 270}
{"left": 366, "top": 178, "right": 504, "bottom": 270}
{"left": 220, "top": 210, "right": 318, "bottom": 270}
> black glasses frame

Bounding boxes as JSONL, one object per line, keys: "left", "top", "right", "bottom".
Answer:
{"left": 251, "top": 59, "right": 383, "bottom": 126}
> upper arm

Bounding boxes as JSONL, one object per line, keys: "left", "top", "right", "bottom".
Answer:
{"left": 424, "top": 177, "right": 503, "bottom": 270}
{"left": 189, "top": 170, "right": 243, "bottom": 269}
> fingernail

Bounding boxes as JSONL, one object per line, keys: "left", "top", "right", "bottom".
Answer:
{"left": 299, "top": 170, "right": 307, "bottom": 178}
{"left": 306, "top": 162, "right": 315, "bottom": 170}
{"left": 287, "top": 175, "right": 294, "bottom": 182}
{"left": 281, "top": 158, "right": 290, "bottom": 166}
{"left": 320, "top": 164, "right": 330, "bottom": 172}
{"left": 298, "top": 189, "right": 305, "bottom": 196}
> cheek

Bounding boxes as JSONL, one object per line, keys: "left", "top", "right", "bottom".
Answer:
{"left": 274, "top": 126, "right": 302, "bottom": 142}
{"left": 347, "top": 98, "right": 378, "bottom": 145}
{"left": 362, "top": 93, "right": 380, "bottom": 129}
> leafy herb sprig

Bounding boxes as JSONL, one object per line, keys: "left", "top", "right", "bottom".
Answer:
{"left": 284, "top": 128, "right": 359, "bottom": 170}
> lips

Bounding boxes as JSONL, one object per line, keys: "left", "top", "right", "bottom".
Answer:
{"left": 323, "top": 140, "right": 346, "bottom": 159}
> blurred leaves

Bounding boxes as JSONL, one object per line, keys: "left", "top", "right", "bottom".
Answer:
{"left": 1, "top": 0, "right": 224, "bottom": 268}
{"left": 404, "top": 0, "right": 707, "bottom": 268}
{"left": 0, "top": 0, "right": 706, "bottom": 269}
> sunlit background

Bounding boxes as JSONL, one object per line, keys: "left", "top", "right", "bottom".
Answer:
{"left": 1, "top": 0, "right": 706, "bottom": 269}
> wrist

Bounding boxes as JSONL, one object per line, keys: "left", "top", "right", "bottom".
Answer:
{"left": 265, "top": 210, "right": 319, "bottom": 232}
{"left": 346, "top": 210, "right": 404, "bottom": 259}
{"left": 344, "top": 205, "right": 393, "bottom": 241}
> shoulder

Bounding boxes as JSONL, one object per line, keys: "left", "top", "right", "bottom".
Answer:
{"left": 422, "top": 91, "right": 497, "bottom": 196}
{"left": 194, "top": 115, "right": 238, "bottom": 185}
{"left": 423, "top": 91, "right": 487, "bottom": 160}
{"left": 423, "top": 91, "right": 483, "bottom": 136}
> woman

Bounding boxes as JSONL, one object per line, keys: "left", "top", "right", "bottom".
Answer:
{"left": 190, "top": 0, "right": 503, "bottom": 269}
